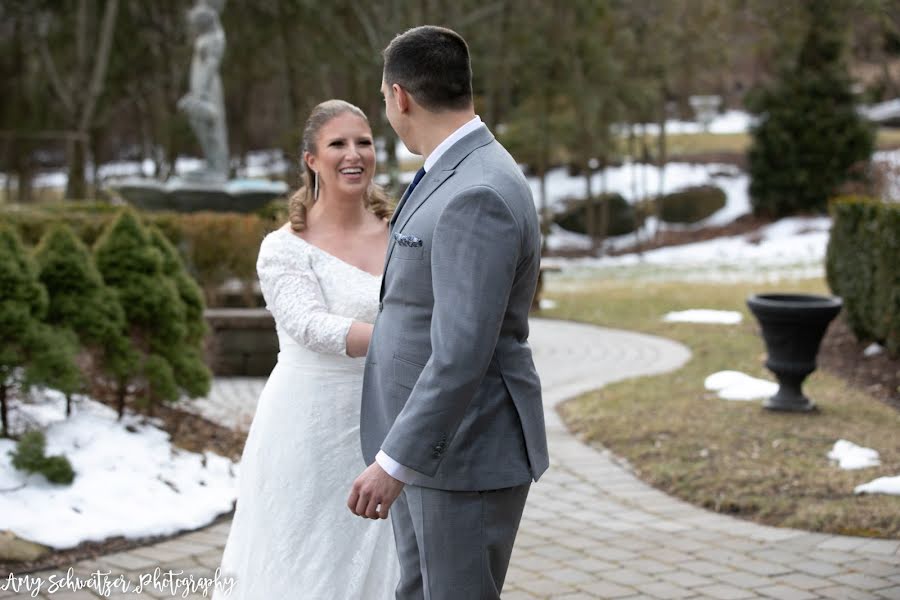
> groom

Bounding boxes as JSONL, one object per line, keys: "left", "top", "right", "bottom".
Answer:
{"left": 348, "top": 25, "right": 548, "bottom": 599}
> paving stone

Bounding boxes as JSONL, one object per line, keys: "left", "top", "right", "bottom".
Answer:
{"left": 545, "top": 568, "right": 594, "bottom": 585}
{"left": 831, "top": 573, "right": 896, "bottom": 591}
{"left": 844, "top": 558, "right": 900, "bottom": 578}
{"left": 816, "top": 585, "right": 882, "bottom": 599}
{"left": 714, "top": 571, "right": 775, "bottom": 589}
{"left": 601, "top": 569, "right": 656, "bottom": 586}
{"left": 502, "top": 591, "right": 541, "bottom": 600}
{"left": 876, "top": 586, "right": 900, "bottom": 600}
{"left": 503, "top": 590, "right": 538, "bottom": 600}
{"left": 774, "top": 572, "right": 834, "bottom": 590}
{"left": 566, "top": 557, "right": 618, "bottom": 573}
{"left": 859, "top": 540, "right": 900, "bottom": 556}
{"left": 658, "top": 570, "right": 718, "bottom": 588}
{"left": 680, "top": 560, "right": 734, "bottom": 576}
{"left": 817, "top": 536, "right": 871, "bottom": 551}
{"left": 632, "top": 581, "right": 694, "bottom": 599}
{"left": 792, "top": 560, "right": 846, "bottom": 577}
{"left": 519, "top": 577, "right": 577, "bottom": 596}
{"left": 575, "top": 581, "right": 636, "bottom": 598}
{"left": 739, "top": 559, "right": 793, "bottom": 577}
{"left": 694, "top": 583, "right": 760, "bottom": 599}
{"left": 96, "top": 550, "right": 160, "bottom": 571}
{"left": 754, "top": 584, "right": 819, "bottom": 599}
{"left": 629, "top": 558, "right": 677, "bottom": 575}
{"left": 807, "top": 548, "right": 858, "bottom": 564}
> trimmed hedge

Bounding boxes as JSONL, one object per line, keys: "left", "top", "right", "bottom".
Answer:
{"left": 1, "top": 203, "right": 275, "bottom": 306}
{"left": 554, "top": 193, "right": 638, "bottom": 237}
{"left": 657, "top": 185, "right": 726, "bottom": 224}
{"left": 826, "top": 196, "right": 899, "bottom": 356}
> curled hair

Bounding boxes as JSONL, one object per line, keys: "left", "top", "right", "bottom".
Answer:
{"left": 288, "top": 99, "right": 394, "bottom": 232}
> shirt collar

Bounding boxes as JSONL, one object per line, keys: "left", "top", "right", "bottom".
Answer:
{"left": 423, "top": 115, "right": 483, "bottom": 173}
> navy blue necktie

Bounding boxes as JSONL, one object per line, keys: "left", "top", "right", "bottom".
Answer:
{"left": 405, "top": 167, "right": 426, "bottom": 200}
{"left": 392, "top": 167, "right": 426, "bottom": 226}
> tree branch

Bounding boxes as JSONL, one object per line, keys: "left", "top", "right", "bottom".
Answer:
{"left": 35, "top": 23, "right": 76, "bottom": 119}
{"left": 79, "top": 0, "right": 119, "bottom": 133}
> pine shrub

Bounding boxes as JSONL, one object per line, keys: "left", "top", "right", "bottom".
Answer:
{"left": 747, "top": 2, "right": 874, "bottom": 217}
{"left": 9, "top": 430, "right": 76, "bottom": 485}
{"left": 1, "top": 204, "right": 269, "bottom": 307}
{"left": 34, "top": 225, "right": 136, "bottom": 404}
{"left": 93, "top": 210, "right": 211, "bottom": 416}
{"left": 0, "top": 227, "right": 80, "bottom": 438}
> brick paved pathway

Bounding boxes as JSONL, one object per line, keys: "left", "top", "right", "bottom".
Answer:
{"left": 8, "top": 319, "right": 899, "bottom": 599}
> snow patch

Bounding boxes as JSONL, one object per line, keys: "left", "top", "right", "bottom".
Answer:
{"left": 0, "top": 390, "right": 237, "bottom": 549}
{"left": 855, "top": 475, "right": 900, "bottom": 496}
{"left": 864, "top": 343, "right": 884, "bottom": 357}
{"left": 704, "top": 370, "right": 778, "bottom": 401}
{"left": 539, "top": 299, "right": 558, "bottom": 310}
{"left": 663, "top": 310, "right": 743, "bottom": 325}
{"left": 827, "top": 440, "right": 881, "bottom": 470}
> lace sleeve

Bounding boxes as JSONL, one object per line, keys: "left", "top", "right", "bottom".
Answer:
{"left": 256, "top": 233, "right": 353, "bottom": 356}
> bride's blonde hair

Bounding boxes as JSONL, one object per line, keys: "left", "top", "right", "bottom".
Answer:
{"left": 288, "top": 100, "right": 393, "bottom": 232}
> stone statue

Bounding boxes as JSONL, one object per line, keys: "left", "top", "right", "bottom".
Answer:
{"left": 109, "top": 0, "right": 287, "bottom": 212}
{"left": 178, "top": 0, "right": 228, "bottom": 182}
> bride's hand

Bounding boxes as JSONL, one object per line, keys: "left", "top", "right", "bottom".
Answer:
{"left": 348, "top": 463, "right": 404, "bottom": 519}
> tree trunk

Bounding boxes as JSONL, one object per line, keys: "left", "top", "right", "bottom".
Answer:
{"left": 539, "top": 93, "right": 550, "bottom": 253}
{"left": 655, "top": 97, "right": 668, "bottom": 243}
{"left": 66, "top": 393, "right": 72, "bottom": 418}
{"left": 116, "top": 378, "right": 127, "bottom": 420}
{"left": 276, "top": 0, "right": 301, "bottom": 132}
{"left": 1, "top": 383, "right": 8, "bottom": 438}
{"left": 584, "top": 168, "right": 595, "bottom": 246}
{"left": 65, "top": 138, "right": 88, "bottom": 200}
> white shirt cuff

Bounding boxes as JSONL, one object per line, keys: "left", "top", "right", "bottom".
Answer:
{"left": 375, "top": 450, "right": 423, "bottom": 484}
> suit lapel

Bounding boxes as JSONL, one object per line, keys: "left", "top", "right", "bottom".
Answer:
{"left": 379, "top": 126, "right": 495, "bottom": 301}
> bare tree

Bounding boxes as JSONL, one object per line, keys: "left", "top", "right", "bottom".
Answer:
{"left": 36, "top": 0, "right": 119, "bottom": 199}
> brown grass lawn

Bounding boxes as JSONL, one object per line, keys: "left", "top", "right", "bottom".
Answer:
{"left": 540, "top": 276, "right": 900, "bottom": 538}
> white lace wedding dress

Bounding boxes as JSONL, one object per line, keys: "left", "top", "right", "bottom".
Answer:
{"left": 215, "top": 228, "right": 399, "bottom": 599}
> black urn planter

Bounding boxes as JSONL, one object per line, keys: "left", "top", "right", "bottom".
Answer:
{"left": 746, "top": 293, "right": 842, "bottom": 412}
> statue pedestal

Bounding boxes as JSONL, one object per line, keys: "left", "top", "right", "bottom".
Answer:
{"left": 110, "top": 177, "right": 288, "bottom": 213}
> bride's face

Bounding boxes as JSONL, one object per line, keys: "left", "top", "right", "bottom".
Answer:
{"left": 307, "top": 113, "right": 376, "bottom": 201}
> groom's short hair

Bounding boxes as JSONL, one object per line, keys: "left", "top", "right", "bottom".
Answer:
{"left": 383, "top": 26, "right": 473, "bottom": 112}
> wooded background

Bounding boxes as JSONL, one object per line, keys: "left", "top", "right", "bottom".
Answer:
{"left": 2, "top": 0, "right": 899, "bottom": 201}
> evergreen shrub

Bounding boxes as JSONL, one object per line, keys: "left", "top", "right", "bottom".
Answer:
{"left": 94, "top": 209, "right": 211, "bottom": 415}
{"left": 554, "top": 193, "right": 637, "bottom": 237}
{"left": 826, "top": 196, "right": 899, "bottom": 356}
{"left": 0, "top": 204, "right": 271, "bottom": 306}
{"left": 9, "top": 430, "right": 75, "bottom": 485}
{"left": 657, "top": 185, "right": 726, "bottom": 224}
{"left": 747, "top": 2, "right": 874, "bottom": 217}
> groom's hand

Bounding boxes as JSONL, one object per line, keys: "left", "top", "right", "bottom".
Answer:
{"left": 348, "top": 462, "right": 404, "bottom": 519}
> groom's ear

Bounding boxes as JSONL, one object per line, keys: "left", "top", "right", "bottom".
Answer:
{"left": 392, "top": 83, "right": 411, "bottom": 114}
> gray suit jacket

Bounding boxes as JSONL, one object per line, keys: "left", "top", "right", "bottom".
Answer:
{"left": 360, "top": 125, "right": 549, "bottom": 491}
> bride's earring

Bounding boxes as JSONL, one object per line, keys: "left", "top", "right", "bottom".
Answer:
{"left": 314, "top": 171, "right": 319, "bottom": 200}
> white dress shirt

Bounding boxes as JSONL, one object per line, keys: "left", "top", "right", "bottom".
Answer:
{"left": 375, "top": 115, "right": 483, "bottom": 483}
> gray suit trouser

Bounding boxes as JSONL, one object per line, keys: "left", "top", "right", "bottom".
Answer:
{"left": 390, "top": 483, "right": 530, "bottom": 600}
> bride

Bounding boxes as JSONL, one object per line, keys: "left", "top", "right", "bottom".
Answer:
{"left": 215, "top": 100, "right": 399, "bottom": 599}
